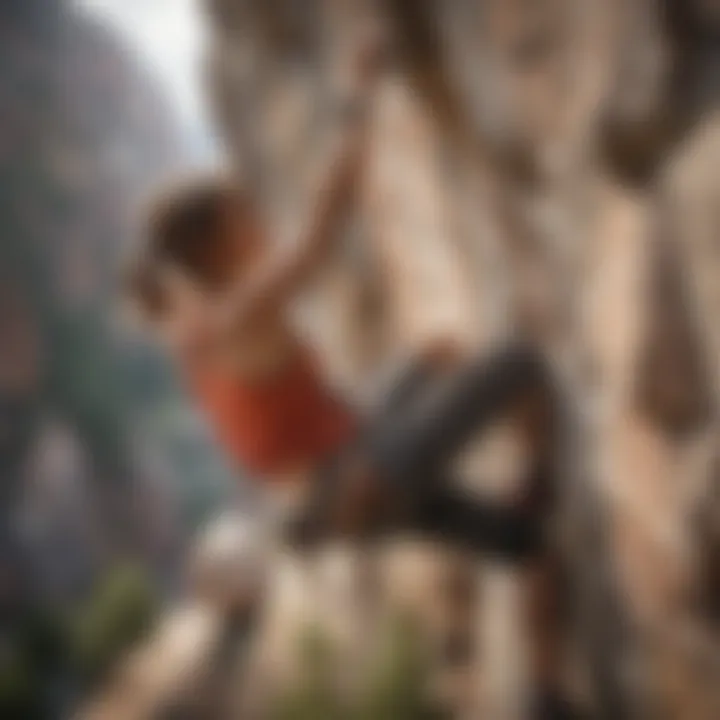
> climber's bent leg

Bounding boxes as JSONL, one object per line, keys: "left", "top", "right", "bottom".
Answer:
{"left": 407, "top": 482, "right": 547, "bottom": 563}
{"left": 377, "top": 353, "right": 440, "bottom": 416}
{"left": 287, "top": 343, "right": 556, "bottom": 560}
{"left": 367, "top": 342, "right": 555, "bottom": 491}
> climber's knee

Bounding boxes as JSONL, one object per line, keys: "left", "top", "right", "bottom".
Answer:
{"left": 464, "top": 343, "right": 553, "bottom": 408}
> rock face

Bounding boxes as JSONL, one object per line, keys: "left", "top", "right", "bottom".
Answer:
{"left": 193, "top": 0, "right": 720, "bottom": 717}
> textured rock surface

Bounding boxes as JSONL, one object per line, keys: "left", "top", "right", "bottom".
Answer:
{"left": 86, "top": 1, "right": 720, "bottom": 717}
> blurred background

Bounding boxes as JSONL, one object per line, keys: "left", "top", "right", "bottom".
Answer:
{"left": 3, "top": 0, "right": 720, "bottom": 718}
{"left": 0, "top": 1, "right": 236, "bottom": 717}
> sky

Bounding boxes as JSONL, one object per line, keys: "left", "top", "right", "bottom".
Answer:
{"left": 73, "top": 0, "right": 217, "bottom": 159}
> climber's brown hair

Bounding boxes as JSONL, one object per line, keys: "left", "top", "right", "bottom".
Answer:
{"left": 124, "top": 175, "right": 251, "bottom": 318}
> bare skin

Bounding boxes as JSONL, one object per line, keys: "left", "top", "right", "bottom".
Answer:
{"left": 149, "top": 26, "right": 556, "bottom": 540}
{"left": 144, "top": 35, "right": 384, "bottom": 512}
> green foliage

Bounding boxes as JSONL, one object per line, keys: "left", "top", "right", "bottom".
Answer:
{"left": 0, "top": 567, "right": 160, "bottom": 716}
{"left": 354, "top": 614, "right": 446, "bottom": 720}
{"left": 270, "top": 615, "right": 449, "bottom": 720}
{"left": 0, "top": 651, "right": 38, "bottom": 720}
{"left": 271, "top": 624, "right": 345, "bottom": 720}
{"left": 72, "top": 564, "right": 159, "bottom": 685}
{"left": 0, "top": 608, "right": 68, "bottom": 720}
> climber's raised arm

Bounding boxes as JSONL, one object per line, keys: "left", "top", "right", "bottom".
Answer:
{"left": 211, "top": 38, "right": 381, "bottom": 337}
{"left": 218, "top": 124, "right": 368, "bottom": 332}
